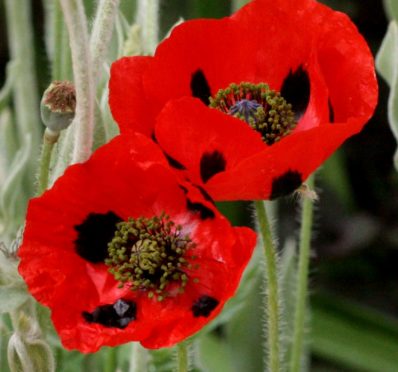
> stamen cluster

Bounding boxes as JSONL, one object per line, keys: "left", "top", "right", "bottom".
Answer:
{"left": 209, "top": 82, "right": 297, "bottom": 145}
{"left": 105, "top": 213, "right": 195, "bottom": 301}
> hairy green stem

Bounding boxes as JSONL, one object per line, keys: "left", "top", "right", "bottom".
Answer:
{"left": 129, "top": 343, "right": 149, "bottom": 372}
{"left": 91, "top": 0, "right": 120, "bottom": 82}
{"left": 289, "top": 176, "right": 315, "bottom": 372}
{"left": 60, "top": 0, "right": 95, "bottom": 164}
{"left": 49, "top": 0, "right": 72, "bottom": 81}
{"left": 37, "top": 130, "right": 59, "bottom": 195}
{"left": 177, "top": 343, "right": 188, "bottom": 372}
{"left": 49, "top": 0, "right": 65, "bottom": 80}
{"left": 254, "top": 200, "right": 281, "bottom": 372}
{"left": 104, "top": 347, "right": 118, "bottom": 372}
{"left": 50, "top": 126, "right": 74, "bottom": 185}
{"left": 136, "top": 0, "right": 160, "bottom": 54}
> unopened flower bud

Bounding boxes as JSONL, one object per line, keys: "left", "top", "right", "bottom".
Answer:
{"left": 7, "top": 313, "right": 55, "bottom": 372}
{"left": 40, "top": 81, "right": 76, "bottom": 133}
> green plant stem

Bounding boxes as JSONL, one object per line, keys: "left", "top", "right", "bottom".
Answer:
{"left": 60, "top": 0, "right": 95, "bottom": 164}
{"left": 51, "top": 1, "right": 64, "bottom": 80}
{"left": 48, "top": 0, "right": 72, "bottom": 81}
{"left": 177, "top": 343, "right": 188, "bottom": 372}
{"left": 254, "top": 200, "right": 281, "bottom": 372}
{"left": 91, "top": 0, "right": 120, "bottom": 82}
{"left": 136, "top": 0, "right": 159, "bottom": 54}
{"left": 104, "top": 347, "right": 118, "bottom": 372}
{"left": 37, "top": 140, "right": 53, "bottom": 195}
{"left": 289, "top": 176, "right": 315, "bottom": 372}
{"left": 37, "top": 130, "right": 59, "bottom": 195}
{"left": 129, "top": 343, "right": 149, "bottom": 372}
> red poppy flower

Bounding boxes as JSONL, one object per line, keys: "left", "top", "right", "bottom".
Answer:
{"left": 18, "top": 134, "right": 256, "bottom": 352}
{"left": 109, "top": 0, "right": 377, "bottom": 200}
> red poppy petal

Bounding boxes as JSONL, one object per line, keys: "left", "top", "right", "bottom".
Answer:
{"left": 19, "top": 134, "right": 257, "bottom": 352}
{"left": 109, "top": 56, "right": 154, "bottom": 135}
{"left": 207, "top": 119, "right": 363, "bottom": 200}
{"left": 19, "top": 134, "right": 174, "bottom": 308}
{"left": 138, "top": 226, "right": 256, "bottom": 349}
{"left": 144, "top": 18, "right": 255, "bottom": 114}
{"left": 52, "top": 302, "right": 151, "bottom": 353}
{"left": 315, "top": 8, "right": 378, "bottom": 123}
{"left": 141, "top": 0, "right": 359, "bottom": 124}
{"left": 142, "top": 0, "right": 324, "bottom": 112}
{"left": 155, "top": 97, "right": 265, "bottom": 185}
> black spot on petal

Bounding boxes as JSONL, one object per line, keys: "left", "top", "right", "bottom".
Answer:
{"left": 179, "top": 185, "right": 189, "bottom": 194}
{"left": 270, "top": 170, "right": 302, "bottom": 200}
{"left": 164, "top": 152, "right": 186, "bottom": 170}
{"left": 200, "top": 151, "right": 226, "bottom": 183}
{"left": 191, "top": 69, "right": 211, "bottom": 105}
{"left": 151, "top": 132, "right": 158, "bottom": 144}
{"left": 195, "top": 185, "right": 215, "bottom": 205}
{"left": 83, "top": 299, "right": 136, "bottom": 329}
{"left": 74, "top": 212, "right": 122, "bottom": 263}
{"left": 187, "top": 199, "right": 215, "bottom": 220}
{"left": 152, "top": 132, "right": 186, "bottom": 169}
{"left": 280, "top": 66, "right": 310, "bottom": 121}
{"left": 192, "top": 295, "right": 219, "bottom": 317}
{"left": 328, "top": 99, "right": 335, "bottom": 123}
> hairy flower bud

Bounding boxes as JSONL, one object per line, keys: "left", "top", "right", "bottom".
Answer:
{"left": 7, "top": 313, "right": 55, "bottom": 372}
{"left": 40, "top": 81, "right": 76, "bottom": 133}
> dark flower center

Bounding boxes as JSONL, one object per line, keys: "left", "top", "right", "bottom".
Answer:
{"left": 209, "top": 82, "right": 297, "bottom": 145}
{"left": 105, "top": 213, "right": 196, "bottom": 301}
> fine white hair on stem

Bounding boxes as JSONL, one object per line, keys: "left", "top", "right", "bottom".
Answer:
{"left": 129, "top": 342, "right": 150, "bottom": 372}
{"left": 60, "top": 0, "right": 95, "bottom": 164}
{"left": 136, "top": 0, "right": 160, "bottom": 55}
{"left": 90, "top": 0, "right": 120, "bottom": 83}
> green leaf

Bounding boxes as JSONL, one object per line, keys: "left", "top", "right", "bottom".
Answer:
{"left": 119, "top": 0, "right": 137, "bottom": 24}
{"left": 0, "top": 286, "right": 28, "bottom": 314}
{"left": 115, "top": 12, "right": 133, "bottom": 57}
{"left": 311, "top": 294, "right": 398, "bottom": 372}
{"left": 376, "top": 21, "right": 398, "bottom": 84}
{"left": 0, "top": 247, "right": 22, "bottom": 285}
{"left": 98, "top": 81, "right": 119, "bottom": 142}
{"left": 376, "top": 21, "right": 398, "bottom": 171}
{"left": 0, "top": 134, "right": 32, "bottom": 238}
{"left": 0, "top": 61, "right": 17, "bottom": 113}
{"left": 0, "top": 109, "right": 19, "bottom": 178}
{"left": 198, "top": 334, "right": 235, "bottom": 372}
{"left": 0, "top": 321, "right": 11, "bottom": 372}
{"left": 149, "top": 347, "right": 175, "bottom": 372}
{"left": 223, "top": 264, "right": 264, "bottom": 372}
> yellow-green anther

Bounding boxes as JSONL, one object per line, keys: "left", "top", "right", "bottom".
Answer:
{"left": 210, "top": 82, "right": 296, "bottom": 145}
{"left": 105, "top": 214, "right": 196, "bottom": 300}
